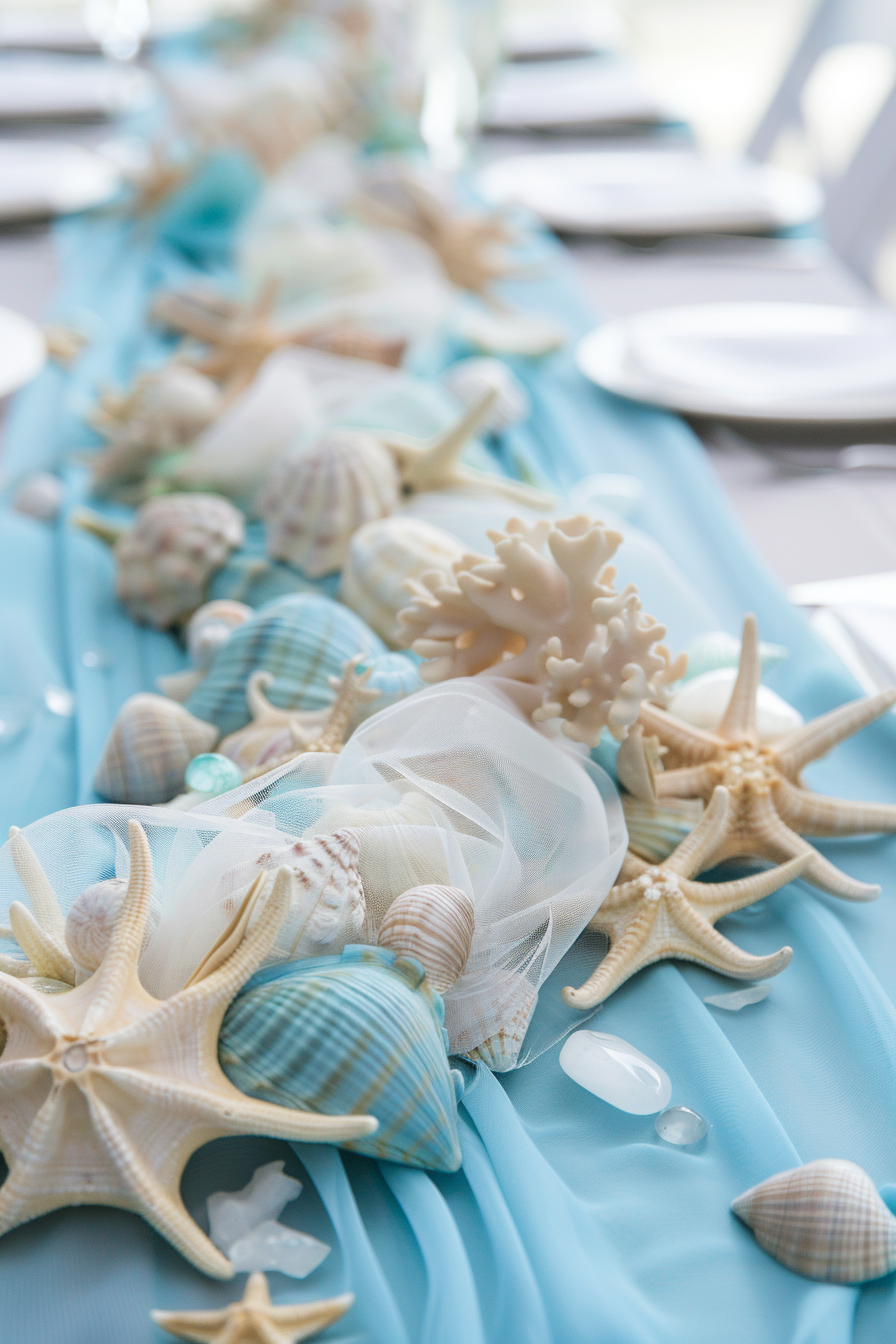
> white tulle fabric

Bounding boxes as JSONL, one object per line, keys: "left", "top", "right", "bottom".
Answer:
{"left": 0, "top": 681, "right": 626, "bottom": 1057}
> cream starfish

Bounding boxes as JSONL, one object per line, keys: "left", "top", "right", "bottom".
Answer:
{"left": 153, "top": 1271, "right": 353, "bottom": 1344}
{"left": 0, "top": 821, "right": 376, "bottom": 1277}
{"left": 563, "top": 786, "right": 809, "bottom": 1008}
{"left": 637, "top": 614, "right": 896, "bottom": 901}
{"left": 0, "top": 826, "right": 76, "bottom": 983}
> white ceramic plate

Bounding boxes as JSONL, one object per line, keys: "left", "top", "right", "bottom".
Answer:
{"left": 501, "top": 10, "right": 624, "bottom": 61}
{"left": 0, "top": 307, "right": 46, "bottom": 398}
{"left": 0, "top": 141, "right": 120, "bottom": 220}
{"left": 577, "top": 303, "right": 896, "bottom": 422}
{"left": 477, "top": 151, "right": 822, "bottom": 236}
{"left": 481, "top": 58, "right": 666, "bottom": 131}
{"left": 0, "top": 56, "right": 154, "bottom": 120}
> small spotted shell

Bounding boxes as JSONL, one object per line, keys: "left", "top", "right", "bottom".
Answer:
{"left": 377, "top": 884, "right": 474, "bottom": 993}
{"left": 731, "top": 1159, "right": 896, "bottom": 1284}
{"left": 93, "top": 693, "right": 219, "bottom": 804}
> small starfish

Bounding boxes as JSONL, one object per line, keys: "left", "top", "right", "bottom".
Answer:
{"left": 563, "top": 786, "right": 809, "bottom": 1008}
{"left": 153, "top": 1271, "right": 353, "bottom": 1344}
{"left": 379, "top": 391, "right": 555, "bottom": 508}
{"left": 0, "top": 826, "right": 76, "bottom": 984}
{"left": 0, "top": 821, "right": 376, "bottom": 1277}
{"left": 637, "top": 614, "right": 896, "bottom": 901}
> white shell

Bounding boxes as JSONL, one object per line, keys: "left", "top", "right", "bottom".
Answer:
{"left": 258, "top": 430, "right": 399, "bottom": 577}
{"left": 90, "top": 366, "right": 222, "bottom": 490}
{"left": 732, "top": 1159, "right": 896, "bottom": 1284}
{"left": 64, "top": 877, "right": 160, "bottom": 973}
{"left": 11, "top": 472, "right": 63, "bottom": 521}
{"left": 115, "top": 494, "right": 245, "bottom": 629}
{"left": 666, "top": 669, "right": 804, "bottom": 743}
{"left": 93, "top": 693, "right": 219, "bottom": 804}
{"left": 464, "top": 987, "right": 538, "bottom": 1072}
{"left": 340, "top": 516, "right": 465, "bottom": 646}
{"left": 254, "top": 829, "right": 366, "bottom": 960}
{"left": 377, "top": 884, "right": 474, "bottom": 993}
{"left": 187, "top": 599, "right": 254, "bottom": 671}
{"left": 443, "top": 358, "right": 530, "bottom": 429}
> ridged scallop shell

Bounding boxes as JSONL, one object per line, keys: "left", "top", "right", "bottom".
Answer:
{"left": 682, "top": 630, "right": 789, "bottom": 682}
{"left": 340, "top": 517, "right": 465, "bottom": 646}
{"left": 464, "top": 986, "right": 538, "bottom": 1073}
{"left": 185, "top": 593, "right": 386, "bottom": 736}
{"left": 443, "top": 357, "right": 530, "bottom": 429}
{"left": 64, "top": 877, "right": 160, "bottom": 974}
{"left": 354, "top": 652, "right": 425, "bottom": 721}
{"left": 253, "top": 829, "right": 366, "bottom": 960}
{"left": 115, "top": 494, "right": 246, "bottom": 629}
{"left": 258, "top": 430, "right": 399, "bottom": 577}
{"left": 731, "top": 1159, "right": 896, "bottom": 1284}
{"left": 219, "top": 944, "right": 462, "bottom": 1171}
{"left": 377, "top": 885, "right": 474, "bottom": 993}
{"left": 622, "top": 796, "right": 704, "bottom": 865}
{"left": 93, "top": 693, "right": 219, "bottom": 804}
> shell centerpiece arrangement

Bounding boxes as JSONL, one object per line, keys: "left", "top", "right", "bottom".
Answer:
{"left": 398, "top": 514, "right": 685, "bottom": 746}
{"left": 94, "top": 694, "right": 219, "bottom": 805}
{"left": 638, "top": 614, "right": 896, "bottom": 900}
{"left": 0, "top": 821, "right": 376, "bottom": 1278}
{"left": 219, "top": 943, "right": 462, "bottom": 1172}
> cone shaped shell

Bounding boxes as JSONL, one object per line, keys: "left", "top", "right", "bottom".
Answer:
{"left": 377, "top": 885, "right": 474, "bottom": 993}
{"left": 93, "top": 693, "right": 219, "bottom": 804}
{"left": 220, "top": 944, "right": 462, "bottom": 1172}
{"left": 340, "top": 516, "right": 465, "bottom": 646}
{"left": 732, "top": 1159, "right": 896, "bottom": 1283}
{"left": 185, "top": 593, "right": 386, "bottom": 736}
{"left": 258, "top": 430, "right": 399, "bottom": 577}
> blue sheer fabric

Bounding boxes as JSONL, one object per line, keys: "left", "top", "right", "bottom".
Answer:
{"left": 2, "top": 163, "right": 896, "bottom": 1344}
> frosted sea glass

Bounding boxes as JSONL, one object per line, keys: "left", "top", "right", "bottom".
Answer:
{"left": 559, "top": 1030, "right": 671, "bottom": 1114}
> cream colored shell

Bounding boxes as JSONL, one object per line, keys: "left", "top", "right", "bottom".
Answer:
{"left": 93, "top": 693, "right": 219, "bottom": 805}
{"left": 377, "top": 884, "right": 474, "bottom": 993}
{"left": 340, "top": 516, "right": 465, "bottom": 646}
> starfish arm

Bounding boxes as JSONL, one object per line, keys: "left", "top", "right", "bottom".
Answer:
{"left": 0, "top": 954, "right": 34, "bottom": 977}
{"left": 82, "top": 820, "right": 152, "bottom": 1036}
{"left": 665, "top": 786, "right": 729, "bottom": 877}
{"left": 0, "top": 1085, "right": 63, "bottom": 1236}
{"left": 563, "top": 909, "right": 658, "bottom": 1007}
{"left": 587, "top": 877, "right": 650, "bottom": 923}
{"left": 772, "top": 775, "right": 896, "bottom": 837}
{"left": 86, "top": 1088, "right": 234, "bottom": 1279}
{"left": 456, "top": 464, "right": 556, "bottom": 510}
{"left": 654, "top": 763, "right": 717, "bottom": 799}
{"left": 7, "top": 902, "right": 75, "bottom": 985}
{"left": 638, "top": 702, "right": 723, "bottom": 764}
{"left": 682, "top": 852, "right": 810, "bottom": 921}
{"left": 773, "top": 688, "right": 896, "bottom": 775}
{"left": 269, "top": 1293, "right": 354, "bottom": 1340}
{"left": 619, "top": 852, "right": 650, "bottom": 881}
{"left": 0, "top": 971, "right": 59, "bottom": 1038}
{"left": 7, "top": 826, "right": 67, "bottom": 944}
{"left": 716, "top": 614, "right": 760, "bottom": 741}
{"left": 150, "top": 1307, "right": 227, "bottom": 1343}
{"left": 663, "top": 894, "right": 793, "bottom": 980}
{"left": 724, "top": 804, "right": 881, "bottom": 902}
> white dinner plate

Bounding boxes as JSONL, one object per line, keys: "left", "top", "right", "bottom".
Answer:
{"left": 501, "top": 10, "right": 624, "bottom": 62}
{"left": 477, "top": 151, "right": 822, "bottom": 236}
{"left": 0, "top": 307, "right": 46, "bottom": 398}
{"left": 0, "top": 56, "right": 154, "bottom": 121}
{"left": 0, "top": 141, "right": 120, "bottom": 220}
{"left": 577, "top": 303, "right": 896, "bottom": 422}
{"left": 481, "top": 58, "right": 667, "bottom": 131}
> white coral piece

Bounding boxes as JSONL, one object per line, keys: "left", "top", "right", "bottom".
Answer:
{"left": 397, "top": 515, "right": 684, "bottom": 747}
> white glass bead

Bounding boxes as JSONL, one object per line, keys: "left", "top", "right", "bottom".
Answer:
{"left": 655, "top": 1106, "right": 707, "bottom": 1145}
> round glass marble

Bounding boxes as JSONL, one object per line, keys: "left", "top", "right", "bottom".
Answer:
{"left": 655, "top": 1106, "right": 707, "bottom": 1145}
{"left": 185, "top": 752, "right": 243, "bottom": 796}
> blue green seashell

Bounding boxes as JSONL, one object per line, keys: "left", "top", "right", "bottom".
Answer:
{"left": 185, "top": 593, "right": 387, "bottom": 736}
{"left": 219, "top": 944, "right": 462, "bottom": 1172}
{"left": 682, "top": 630, "right": 789, "bottom": 682}
{"left": 355, "top": 652, "right": 426, "bottom": 723}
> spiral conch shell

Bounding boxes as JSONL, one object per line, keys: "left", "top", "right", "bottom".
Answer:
{"left": 257, "top": 430, "right": 399, "bottom": 577}
{"left": 377, "top": 885, "right": 474, "bottom": 994}
{"left": 254, "top": 830, "right": 366, "bottom": 961}
{"left": 731, "top": 1159, "right": 896, "bottom": 1284}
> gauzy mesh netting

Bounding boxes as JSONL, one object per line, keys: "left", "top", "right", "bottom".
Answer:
{"left": 0, "top": 680, "right": 626, "bottom": 1059}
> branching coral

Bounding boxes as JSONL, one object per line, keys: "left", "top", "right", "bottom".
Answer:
{"left": 398, "top": 515, "right": 684, "bottom": 746}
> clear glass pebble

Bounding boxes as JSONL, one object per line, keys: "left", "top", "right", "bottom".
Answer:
{"left": 704, "top": 984, "right": 770, "bottom": 1011}
{"left": 184, "top": 752, "right": 243, "bottom": 795}
{"left": 207, "top": 1160, "right": 302, "bottom": 1252}
{"left": 44, "top": 685, "right": 75, "bottom": 717}
{"left": 228, "top": 1221, "right": 331, "bottom": 1279}
{"left": 655, "top": 1106, "right": 707, "bottom": 1145}
{"left": 0, "top": 696, "right": 31, "bottom": 745}
{"left": 559, "top": 1030, "right": 672, "bottom": 1114}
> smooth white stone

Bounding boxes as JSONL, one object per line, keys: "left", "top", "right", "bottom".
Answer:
{"left": 667, "top": 669, "right": 803, "bottom": 743}
{"left": 207, "top": 1160, "right": 302, "bottom": 1252}
{"left": 655, "top": 1106, "right": 707, "bottom": 1145}
{"left": 559, "top": 1030, "right": 671, "bottom": 1114}
{"left": 228, "top": 1220, "right": 331, "bottom": 1279}
{"left": 43, "top": 684, "right": 75, "bottom": 717}
{"left": 11, "top": 471, "right": 62, "bottom": 521}
{"left": 704, "top": 984, "right": 770, "bottom": 1010}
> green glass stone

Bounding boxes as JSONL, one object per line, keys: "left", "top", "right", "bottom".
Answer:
{"left": 185, "top": 752, "right": 243, "bottom": 796}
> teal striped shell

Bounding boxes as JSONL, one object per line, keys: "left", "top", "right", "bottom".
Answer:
{"left": 354, "top": 652, "right": 426, "bottom": 723}
{"left": 185, "top": 593, "right": 387, "bottom": 736}
{"left": 219, "top": 945, "right": 462, "bottom": 1172}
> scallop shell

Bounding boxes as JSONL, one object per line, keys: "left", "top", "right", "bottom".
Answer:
{"left": 64, "top": 876, "right": 160, "bottom": 974}
{"left": 377, "top": 885, "right": 474, "bottom": 993}
{"left": 443, "top": 357, "right": 530, "bottom": 429}
{"left": 115, "top": 494, "right": 246, "bottom": 629}
{"left": 93, "top": 693, "right": 219, "bottom": 804}
{"left": 219, "top": 944, "right": 462, "bottom": 1171}
{"left": 254, "top": 830, "right": 366, "bottom": 960}
{"left": 185, "top": 593, "right": 386, "bottom": 736}
{"left": 258, "top": 430, "right": 399, "bottom": 577}
{"left": 340, "top": 517, "right": 465, "bottom": 646}
{"left": 667, "top": 669, "right": 803, "bottom": 743}
{"left": 622, "top": 796, "right": 704, "bottom": 865}
{"left": 354, "top": 652, "right": 425, "bottom": 722}
{"left": 731, "top": 1159, "right": 896, "bottom": 1284}
{"left": 464, "top": 987, "right": 538, "bottom": 1073}
{"left": 682, "top": 630, "right": 789, "bottom": 682}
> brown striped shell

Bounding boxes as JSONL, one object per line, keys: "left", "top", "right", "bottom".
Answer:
{"left": 93, "top": 693, "right": 219, "bottom": 805}
{"left": 376, "top": 884, "right": 474, "bottom": 994}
